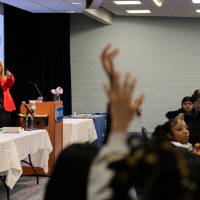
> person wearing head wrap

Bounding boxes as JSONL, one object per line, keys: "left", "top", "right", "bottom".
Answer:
{"left": 166, "top": 96, "right": 194, "bottom": 120}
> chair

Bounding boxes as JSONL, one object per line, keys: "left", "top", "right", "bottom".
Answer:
{"left": 141, "top": 127, "right": 149, "bottom": 142}
{"left": 127, "top": 132, "right": 143, "bottom": 151}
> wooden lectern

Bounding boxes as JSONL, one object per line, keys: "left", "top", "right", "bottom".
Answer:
{"left": 19, "top": 101, "right": 63, "bottom": 175}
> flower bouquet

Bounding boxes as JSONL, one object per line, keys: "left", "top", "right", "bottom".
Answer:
{"left": 51, "top": 87, "right": 63, "bottom": 101}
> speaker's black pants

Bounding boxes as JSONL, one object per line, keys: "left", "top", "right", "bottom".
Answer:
{"left": 0, "top": 105, "right": 10, "bottom": 127}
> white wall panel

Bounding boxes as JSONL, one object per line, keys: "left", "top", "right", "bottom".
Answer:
{"left": 70, "top": 15, "right": 200, "bottom": 132}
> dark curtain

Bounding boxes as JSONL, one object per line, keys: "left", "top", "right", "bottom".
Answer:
{"left": 4, "top": 5, "right": 72, "bottom": 125}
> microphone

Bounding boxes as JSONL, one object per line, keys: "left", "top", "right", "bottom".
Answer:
{"left": 28, "top": 81, "right": 44, "bottom": 101}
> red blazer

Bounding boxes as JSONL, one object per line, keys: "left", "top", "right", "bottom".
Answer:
{"left": 1, "top": 75, "right": 16, "bottom": 112}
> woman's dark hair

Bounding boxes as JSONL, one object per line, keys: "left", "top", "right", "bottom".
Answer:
{"left": 181, "top": 96, "right": 193, "bottom": 105}
{"left": 152, "top": 118, "right": 181, "bottom": 142}
{"left": 109, "top": 140, "right": 194, "bottom": 200}
{"left": 45, "top": 143, "right": 98, "bottom": 200}
{"left": 191, "top": 90, "right": 200, "bottom": 102}
{"left": 193, "top": 94, "right": 200, "bottom": 103}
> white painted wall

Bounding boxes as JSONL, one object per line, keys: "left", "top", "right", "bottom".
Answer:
{"left": 0, "top": 3, "right": 4, "bottom": 66}
{"left": 70, "top": 14, "right": 200, "bottom": 132}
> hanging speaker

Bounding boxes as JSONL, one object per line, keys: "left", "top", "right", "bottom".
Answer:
{"left": 86, "top": 0, "right": 103, "bottom": 9}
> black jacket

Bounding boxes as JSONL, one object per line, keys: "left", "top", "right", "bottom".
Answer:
{"left": 185, "top": 112, "right": 200, "bottom": 144}
{"left": 166, "top": 108, "right": 184, "bottom": 120}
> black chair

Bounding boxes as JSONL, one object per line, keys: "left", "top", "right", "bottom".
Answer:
{"left": 127, "top": 132, "right": 143, "bottom": 151}
{"left": 141, "top": 127, "right": 149, "bottom": 142}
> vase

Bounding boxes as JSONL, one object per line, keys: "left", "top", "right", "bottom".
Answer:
{"left": 54, "top": 95, "right": 60, "bottom": 101}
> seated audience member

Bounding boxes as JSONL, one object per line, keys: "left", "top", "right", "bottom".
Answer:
{"left": 152, "top": 115, "right": 193, "bottom": 151}
{"left": 186, "top": 94, "right": 200, "bottom": 144}
{"left": 108, "top": 140, "right": 195, "bottom": 200}
{"left": 45, "top": 143, "right": 98, "bottom": 200}
{"left": 88, "top": 44, "right": 200, "bottom": 200}
{"left": 193, "top": 94, "right": 200, "bottom": 112}
{"left": 191, "top": 89, "right": 200, "bottom": 103}
{"left": 166, "top": 96, "right": 194, "bottom": 120}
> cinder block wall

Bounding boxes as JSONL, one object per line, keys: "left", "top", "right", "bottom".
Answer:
{"left": 0, "top": 3, "right": 4, "bottom": 65}
{"left": 70, "top": 14, "right": 200, "bottom": 132}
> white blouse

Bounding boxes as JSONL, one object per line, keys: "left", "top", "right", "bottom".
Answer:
{"left": 171, "top": 141, "right": 193, "bottom": 151}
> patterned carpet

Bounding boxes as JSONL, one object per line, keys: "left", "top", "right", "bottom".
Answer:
{"left": 0, "top": 176, "right": 49, "bottom": 200}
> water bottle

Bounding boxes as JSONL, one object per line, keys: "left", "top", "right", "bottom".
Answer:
{"left": 30, "top": 103, "right": 36, "bottom": 129}
{"left": 31, "top": 103, "right": 36, "bottom": 115}
{"left": 25, "top": 115, "right": 29, "bottom": 130}
{"left": 29, "top": 115, "right": 33, "bottom": 130}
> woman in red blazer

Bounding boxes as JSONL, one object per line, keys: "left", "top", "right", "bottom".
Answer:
{"left": 0, "top": 62, "right": 16, "bottom": 127}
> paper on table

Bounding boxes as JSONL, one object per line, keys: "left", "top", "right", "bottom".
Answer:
{"left": 2, "top": 127, "right": 24, "bottom": 133}
{"left": 18, "top": 114, "right": 48, "bottom": 117}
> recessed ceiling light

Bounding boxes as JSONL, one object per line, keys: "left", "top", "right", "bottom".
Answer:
{"left": 66, "top": 10, "right": 75, "bottom": 13}
{"left": 196, "top": 9, "right": 200, "bottom": 12}
{"left": 72, "top": 2, "right": 82, "bottom": 5}
{"left": 152, "top": 0, "right": 165, "bottom": 7}
{"left": 126, "top": 10, "right": 151, "bottom": 13}
{"left": 114, "top": 1, "right": 141, "bottom": 5}
{"left": 192, "top": 0, "right": 200, "bottom": 3}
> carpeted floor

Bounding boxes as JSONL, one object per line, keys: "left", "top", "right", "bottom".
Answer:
{"left": 0, "top": 176, "right": 49, "bottom": 200}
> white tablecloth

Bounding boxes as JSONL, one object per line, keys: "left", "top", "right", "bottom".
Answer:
{"left": 63, "top": 118, "right": 97, "bottom": 148}
{"left": 0, "top": 129, "right": 52, "bottom": 189}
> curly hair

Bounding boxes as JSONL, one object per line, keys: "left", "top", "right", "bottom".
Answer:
{"left": 152, "top": 117, "right": 183, "bottom": 142}
{"left": 108, "top": 140, "right": 195, "bottom": 200}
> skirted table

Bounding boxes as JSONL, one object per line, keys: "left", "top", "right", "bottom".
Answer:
{"left": 0, "top": 129, "right": 52, "bottom": 190}
{"left": 63, "top": 118, "right": 97, "bottom": 148}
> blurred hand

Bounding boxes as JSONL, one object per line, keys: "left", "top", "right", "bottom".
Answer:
{"left": 101, "top": 44, "right": 119, "bottom": 83}
{"left": 193, "top": 143, "right": 200, "bottom": 155}
{"left": 6, "top": 70, "right": 12, "bottom": 77}
{"left": 101, "top": 44, "right": 144, "bottom": 133}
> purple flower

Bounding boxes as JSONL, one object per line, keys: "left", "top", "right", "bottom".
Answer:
{"left": 51, "top": 87, "right": 63, "bottom": 96}
{"left": 51, "top": 89, "right": 56, "bottom": 95}
{"left": 56, "top": 87, "right": 63, "bottom": 95}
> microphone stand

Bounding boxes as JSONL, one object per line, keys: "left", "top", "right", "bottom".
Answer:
{"left": 28, "top": 81, "right": 44, "bottom": 101}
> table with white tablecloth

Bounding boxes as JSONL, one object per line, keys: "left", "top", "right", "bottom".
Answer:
{"left": 0, "top": 129, "right": 52, "bottom": 189}
{"left": 63, "top": 118, "right": 97, "bottom": 148}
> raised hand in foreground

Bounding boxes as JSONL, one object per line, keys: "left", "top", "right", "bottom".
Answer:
{"left": 101, "top": 44, "right": 144, "bottom": 133}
